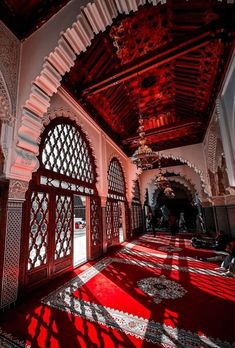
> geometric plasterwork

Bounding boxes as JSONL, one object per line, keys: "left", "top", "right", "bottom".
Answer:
{"left": 0, "top": 22, "right": 19, "bottom": 117}
{"left": 0, "top": 72, "right": 12, "bottom": 122}
{"left": 0, "top": 71, "right": 15, "bottom": 174}
{"left": 206, "top": 118, "right": 230, "bottom": 196}
{"left": 206, "top": 121, "right": 219, "bottom": 174}
{"left": 1, "top": 200, "right": 23, "bottom": 309}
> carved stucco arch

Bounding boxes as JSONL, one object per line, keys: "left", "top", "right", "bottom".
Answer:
{"left": 148, "top": 170, "right": 197, "bottom": 195}
{"left": 141, "top": 166, "right": 210, "bottom": 207}
{"left": 12, "top": 0, "right": 232, "bottom": 181}
{"left": 167, "top": 176, "right": 196, "bottom": 198}
{"left": 146, "top": 171, "right": 197, "bottom": 209}
{"left": 159, "top": 153, "right": 210, "bottom": 196}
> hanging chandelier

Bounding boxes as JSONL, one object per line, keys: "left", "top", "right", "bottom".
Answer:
{"left": 154, "top": 162, "right": 175, "bottom": 198}
{"left": 131, "top": 76, "right": 159, "bottom": 170}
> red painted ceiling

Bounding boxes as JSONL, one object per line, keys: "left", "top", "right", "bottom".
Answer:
{"left": 63, "top": 1, "right": 235, "bottom": 156}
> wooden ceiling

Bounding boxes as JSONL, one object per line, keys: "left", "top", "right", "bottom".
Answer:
{"left": 1, "top": 0, "right": 234, "bottom": 157}
{"left": 63, "top": 1, "right": 234, "bottom": 156}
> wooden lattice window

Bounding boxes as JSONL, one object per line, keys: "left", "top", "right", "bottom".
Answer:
{"left": 112, "top": 201, "right": 119, "bottom": 239}
{"left": 54, "top": 195, "right": 72, "bottom": 260}
{"left": 107, "top": 158, "right": 126, "bottom": 200}
{"left": 28, "top": 192, "right": 49, "bottom": 270}
{"left": 106, "top": 201, "right": 112, "bottom": 242}
{"left": 132, "top": 180, "right": 141, "bottom": 204}
{"left": 131, "top": 205, "right": 143, "bottom": 230}
{"left": 40, "top": 120, "right": 96, "bottom": 185}
{"left": 90, "top": 197, "right": 101, "bottom": 247}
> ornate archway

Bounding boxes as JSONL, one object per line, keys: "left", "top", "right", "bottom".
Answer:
{"left": 20, "top": 117, "right": 101, "bottom": 291}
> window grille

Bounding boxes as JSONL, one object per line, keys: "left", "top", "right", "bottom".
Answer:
{"left": 41, "top": 122, "right": 95, "bottom": 185}
{"left": 28, "top": 192, "right": 49, "bottom": 270}
{"left": 54, "top": 195, "right": 72, "bottom": 260}
{"left": 107, "top": 158, "right": 126, "bottom": 197}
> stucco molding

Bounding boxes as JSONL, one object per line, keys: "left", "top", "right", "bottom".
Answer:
{"left": 147, "top": 169, "right": 198, "bottom": 197}
{"left": 159, "top": 153, "right": 210, "bottom": 196}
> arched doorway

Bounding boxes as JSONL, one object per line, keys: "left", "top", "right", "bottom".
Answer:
{"left": 155, "top": 181, "right": 196, "bottom": 231}
{"left": 20, "top": 117, "right": 101, "bottom": 291}
{"left": 106, "top": 158, "right": 128, "bottom": 247}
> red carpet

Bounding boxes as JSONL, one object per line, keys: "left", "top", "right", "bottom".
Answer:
{"left": 1, "top": 232, "right": 235, "bottom": 347}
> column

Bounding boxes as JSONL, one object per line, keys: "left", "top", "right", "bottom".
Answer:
{"left": 0, "top": 179, "right": 28, "bottom": 309}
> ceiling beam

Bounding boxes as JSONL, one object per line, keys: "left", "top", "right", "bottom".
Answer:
{"left": 123, "top": 120, "right": 202, "bottom": 145}
{"left": 81, "top": 23, "right": 225, "bottom": 96}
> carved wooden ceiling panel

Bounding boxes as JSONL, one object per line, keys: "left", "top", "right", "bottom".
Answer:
{"left": 63, "top": 1, "right": 234, "bottom": 156}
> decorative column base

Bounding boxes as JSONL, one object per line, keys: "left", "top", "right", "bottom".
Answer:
{"left": 0, "top": 179, "right": 28, "bottom": 310}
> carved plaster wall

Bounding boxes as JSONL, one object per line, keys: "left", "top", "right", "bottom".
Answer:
{"left": 204, "top": 114, "right": 230, "bottom": 197}
{"left": 0, "top": 72, "right": 16, "bottom": 176}
{"left": 216, "top": 49, "right": 235, "bottom": 187}
{"left": 0, "top": 22, "right": 20, "bottom": 117}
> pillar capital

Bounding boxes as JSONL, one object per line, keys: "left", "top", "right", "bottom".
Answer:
{"left": 8, "top": 179, "right": 29, "bottom": 201}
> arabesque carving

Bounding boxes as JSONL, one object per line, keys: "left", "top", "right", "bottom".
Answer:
{"left": 0, "top": 22, "right": 20, "bottom": 116}
{"left": 8, "top": 179, "right": 29, "bottom": 200}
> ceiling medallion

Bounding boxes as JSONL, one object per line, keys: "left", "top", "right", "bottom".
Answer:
{"left": 131, "top": 75, "right": 159, "bottom": 170}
